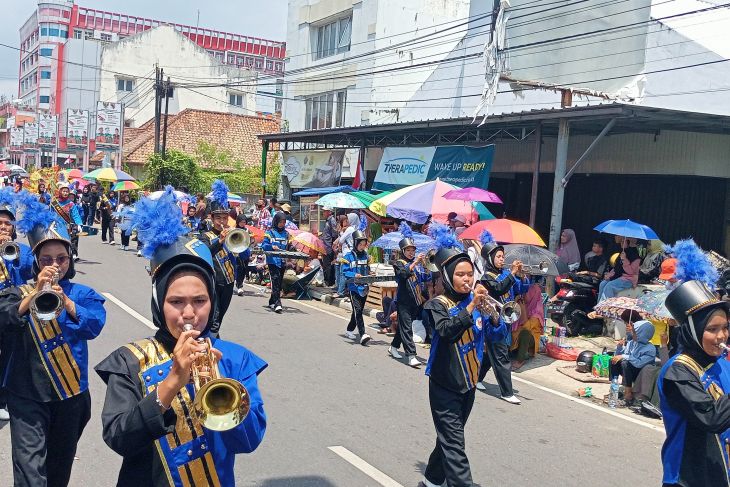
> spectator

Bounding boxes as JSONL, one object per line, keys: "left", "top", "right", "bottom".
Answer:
{"left": 332, "top": 213, "right": 358, "bottom": 298}
{"left": 609, "top": 319, "right": 657, "bottom": 406}
{"left": 100, "top": 191, "right": 117, "bottom": 244}
{"left": 510, "top": 283, "right": 544, "bottom": 370}
{"left": 194, "top": 192, "right": 207, "bottom": 219}
{"left": 266, "top": 197, "right": 278, "bottom": 218}
{"left": 117, "top": 193, "right": 134, "bottom": 250}
{"left": 80, "top": 186, "right": 91, "bottom": 224}
{"left": 320, "top": 206, "right": 338, "bottom": 286}
{"left": 632, "top": 328, "right": 671, "bottom": 412}
{"left": 281, "top": 203, "right": 293, "bottom": 222}
{"left": 580, "top": 236, "right": 608, "bottom": 277}
{"left": 452, "top": 215, "right": 468, "bottom": 237}
{"left": 86, "top": 184, "right": 100, "bottom": 226}
{"left": 252, "top": 198, "right": 268, "bottom": 227}
{"left": 597, "top": 242, "right": 641, "bottom": 302}
{"left": 446, "top": 212, "right": 457, "bottom": 233}
{"left": 556, "top": 229, "right": 581, "bottom": 270}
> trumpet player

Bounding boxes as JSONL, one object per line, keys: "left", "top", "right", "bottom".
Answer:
{"left": 389, "top": 222, "right": 432, "bottom": 367}
{"left": 419, "top": 223, "right": 501, "bottom": 487}
{"left": 0, "top": 201, "right": 106, "bottom": 487}
{"left": 200, "top": 180, "right": 238, "bottom": 334}
{"left": 475, "top": 231, "right": 530, "bottom": 404}
{"left": 95, "top": 188, "right": 266, "bottom": 487}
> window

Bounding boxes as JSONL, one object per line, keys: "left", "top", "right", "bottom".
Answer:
{"left": 100, "top": 33, "right": 112, "bottom": 41}
{"left": 117, "top": 78, "right": 134, "bottom": 92}
{"left": 229, "top": 93, "right": 243, "bottom": 107}
{"left": 84, "top": 30, "right": 93, "bottom": 40}
{"left": 39, "top": 48, "right": 53, "bottom": 57}
{"left": 60, "top": 30, "right": 68, "bottom": 38}
{"left": 41, "top": 71, "right": 51, "bottom": 79}
{"left": 315, "top": 15, "right": 352, "bottom": 60}
{"left": 39, "top": 96, "right": 50, "bottom": 103}
{"left": 304, "top": 89, "right": 347, "bottom": 130}
{"left": 49, "top": 27, "right": 60, "bottom": 37}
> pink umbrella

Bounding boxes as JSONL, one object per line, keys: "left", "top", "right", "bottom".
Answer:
{"left": 443, "top": 187, "right": 502, "bottom": 204}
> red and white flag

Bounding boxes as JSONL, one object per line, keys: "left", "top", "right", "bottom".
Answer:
{"left": 351, "top": 152, "right": 364, "bottom": 190}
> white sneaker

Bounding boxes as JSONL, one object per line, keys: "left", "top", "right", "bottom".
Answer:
{"left": 360, "top": 333, "right": 371, "bottom": 345}
{"left": 233, "top": 286, "right": 239, "bottom": 295}
{"left": 73, "top": 254, "right": 79, "bottom": 262}
{"left": 0, "top": 408, "right": 9, "bottom": 421}
{"left": 388, "top": 346, "right": 403, "bottom": 359}
{"left": 344, "top": 330, "right": 357, "bottom": 340}
{"left": 475, "top": 382, "right": 486, "bottom": 391}
{"left": 237, "top": 288, "right": 244, "bottom": 296}
{"left": 136, "top": 250, "right": 142, "bottom": 257}
{"left": 500, "top": 395, "right": 521, "bottom": 405}
{"left": 269, "top": 304, "right": 275, "bottom": 310}
{"left": 274, "top": 305, "right": 283, "bottom": 313}
{"left": 408, "top": 355, "right": 421, "bottom": 368}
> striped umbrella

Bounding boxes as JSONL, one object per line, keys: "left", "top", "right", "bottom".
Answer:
{"left": 291, "top": 231, "right": 327, "bottom": 255}
{"left": 61, "top": 168, "right": 85, "bottom": 180}
{"left": 206, "top": 191, "right": 245, "bottom": 205}
{"left": 112, "top": 181, "right": 140, "bottom": 191}
{"left": 84, "top": 167, "right": 135, "bottom": 182}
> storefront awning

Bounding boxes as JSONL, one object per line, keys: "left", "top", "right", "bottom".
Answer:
{"left": 292, "top": 185, "right": 354, "bottom": 196}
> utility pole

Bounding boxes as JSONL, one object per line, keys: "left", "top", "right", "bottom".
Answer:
{"left": 161, "top": 77, "right": 171, "bottom": 158}
{"left": 153, "top": 65, "right": 163, "bottom": 155}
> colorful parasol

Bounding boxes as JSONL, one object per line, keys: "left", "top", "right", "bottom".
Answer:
{"left": 369, "top": 179, "right": 491, "bottom": 224}
{"left": 69, "top": 177, "right": 91, "bottom": 189}
{"left": 636, "top": 289, "right": 672, "bottom": 320}
{"left": 84, "top": 167, "right": 136, "bottom": 182}
{"left": 594, "top": 219, "right": 659, "bottom": 241}
{"left": 442, "top": 187, "right": 503, "bottom": 204}
{"left": 243, "top": 225, "right": 265, "bottom": 242}
{"left": 112, "top": 181, "right": 140, "bottom": 191}
{"left": 593, "top": 297, "right": 646, "bottom": 321}
{"left": 291, "top": 231, "right": 327, "bottom": 255}
{"left": 60, "top": 168, "right": 85, "bottom": 180}
{"left": 206, "top": 191, "right": 244, "bottom": 205}
{"left": 459, "top": 218, "right": 546, "bottom": 245}
{"left": 372, "top": 231, "right": 435, "bottom": 254}
{"left": 315, "top": 192, "right": 366, "bottom": 209}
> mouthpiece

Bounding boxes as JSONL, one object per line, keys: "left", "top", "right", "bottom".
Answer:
{"left": 183, "top": 324, "right": 194, "bottom": 332}
{"left": 720, "top": 343, "right": 729, "bottom": 352}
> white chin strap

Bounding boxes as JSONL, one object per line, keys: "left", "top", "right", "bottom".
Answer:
{"left": 687, "top": 314, "right": 701, "bottom": 347}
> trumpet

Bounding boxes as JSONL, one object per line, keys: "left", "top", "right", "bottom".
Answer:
{"left": 182, "top": 324, "right": 250, "bottom": 431}
{"left": 224, "top": 228, "right": 251, "bottom": 254}
{"left": 31, "top": 271, "right": 64, "bottom": 321}
{"left": 478, "top": 293, "right": 522, "bottom": 324}
{"left": 0, "top": 241, "right": 20, "bottom": 261}
{"left": 521, "top": 261, "right": 550, "bottom": 275}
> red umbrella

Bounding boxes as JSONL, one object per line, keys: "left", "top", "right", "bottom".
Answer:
{"left": 459, "top": 218, "right": 546, "bottom": 245}
{"left": 243, "top": 225, "right": 265, "bottom": 242}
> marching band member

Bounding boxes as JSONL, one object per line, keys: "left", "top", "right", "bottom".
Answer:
{"left": 53, "top": 182, "right": 83, "bottom": 262}
{"left": 475, "top": 230, "right": 529, "bottom": 404}
{"left": 95, "top": 187, "right": 266, "bottom": 487}
{"left": 0, "top": 197, "right": 106, "bottom": 487}
{"left": 0, "top": 189, "right": 35, "bottom": 422}
{"left": 389, "top": 222, "right": 432, "bottom": 367}
{"left": 419, "top": 223, "right": 497, "bottom": 487}
{"left": 199, "top": 180, "right": 238, "bottom": 334}
{"left": 342, "top": 230, "right": 372, "bottom": 345}
{"left": 262, "top": 212, "right": 290, "bottom": 314}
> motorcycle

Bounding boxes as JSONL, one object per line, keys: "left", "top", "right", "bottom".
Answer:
{"left": 547, "top": 273, "right": 603, "bottom": 336}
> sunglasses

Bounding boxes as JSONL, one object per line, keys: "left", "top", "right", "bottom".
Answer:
{"left": 39, "top": 255, "right": 70, "bottom": 266}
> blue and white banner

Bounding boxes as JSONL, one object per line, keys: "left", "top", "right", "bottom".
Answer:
{"left": 373, "top": 145, "right": 494, "bottom": 191}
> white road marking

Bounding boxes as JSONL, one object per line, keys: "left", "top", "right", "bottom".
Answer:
{"left": 102, "top": 292, "right": 156, "bottom": 330}
{"left": 243, "top": 284, "right": 665, "bottom": 433}
{"left": 512, "top": 375, "right": 665, "bottom": 433}
{"left": 328, "top": 446, "right": 404, "bottom": 487}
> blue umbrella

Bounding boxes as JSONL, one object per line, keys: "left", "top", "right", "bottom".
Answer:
{"left": 372, "top": 232, "right": 436, "bottom": 254}
{"left": 593, "top": 219, "right": 659, "bottom": 240}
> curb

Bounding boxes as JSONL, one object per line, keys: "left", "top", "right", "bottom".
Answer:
{"left": 309, "top": 288, "right": 381, "bottom": 320}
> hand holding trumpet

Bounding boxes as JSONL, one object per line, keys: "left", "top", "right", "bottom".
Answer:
{"left": 467, "top": 284, "right": 489, "bottom": 315}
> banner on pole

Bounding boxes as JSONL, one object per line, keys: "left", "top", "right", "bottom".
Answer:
{"left": 65, "top": 109, "right": 89, "bottom": 149}
{"left": 10, "top": 128, "right": 24, "bottom": 152}
{"left": 95, "top": 102, "right": 122, "bottom": 149}
{"left": 373, "top": 145, "right": 495, "bottom": 191}
{"left": 281, "top": 150, "right": 345, "bottom": 188}
{"left": 23, "top": 123, "right": 39, "bottom": 152}
{"left": 38, "top": 114, "right": 58, "bottom": 148}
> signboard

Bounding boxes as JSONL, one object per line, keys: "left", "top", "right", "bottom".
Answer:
{"left": 373, "top": 145, "right": 495, "bottom": 191}
{"left": 281, "top": 150, "right": 345, "bottom": 188}
{"left": 66, "top": 109, "right": 89, "bottom": 149}
{"left": 23, "top": 123, "right": 39, "bottom": 152}
{"left": 95, "top": 102, "right": 122, "bottom": 149}
{"left": 38, "top": 114, "right": 57, "bottom": 148}
{"left": 6, "top": 116, "right": 15, "bottom": 129}
{"left": 10, "top": 128, "right": 24, "bottom": 151}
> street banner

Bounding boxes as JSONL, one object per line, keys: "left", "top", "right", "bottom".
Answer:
{"left": 10, "top": 127, "right": 24, "bottom": 152}
{"left": 373, "top": 144, "right": 495, "bottom": 191}
{"left": 66, "top": 109, "right": 89, "bottom": 149}
{"left": 282, "top": 150, "right": 345, "bottom": 188}
{"left": 95, "top": 102, "right": 122, "bottom": 149}
{"left": 38, "top": 114, "right": 57, "bottom": 148}
{"left": 23, "top": 123, "right": 39, "bottom": 152}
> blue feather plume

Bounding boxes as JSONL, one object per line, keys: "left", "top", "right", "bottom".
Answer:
{"left": 129, "top": 186, "right": 188, "bottom": 259}
{"left": 211, "top": 179, "right": 229, "bottom": 209}
{"left": 667, "top": 239, "right": 718, "bottom": 287}
{"left": 479, "top": 230, "right": 495, "bottom": 246}
{"left": 398, "top": 221, "right": 413, "bottom": 239}
{"left": 0, "top": 187, "right": 17, "bottom": 209}
{"left": 14, "top": 190, "right": 58, "bottom": 235}
{"left": 428, "top": 222, "right": 463, "bottom": 251}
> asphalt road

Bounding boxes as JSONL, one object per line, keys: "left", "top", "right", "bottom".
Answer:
{"left": 0, "top": 235, "right": 665, "bottom": 486}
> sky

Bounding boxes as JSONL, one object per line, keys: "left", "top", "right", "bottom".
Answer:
{"left": 1, "top": 0, "right": 289, "bottom": 99}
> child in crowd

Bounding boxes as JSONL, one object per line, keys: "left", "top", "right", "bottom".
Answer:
{"left": 609, "top": 319, "right": 657, "bottom": 406}
{"left": 342, "top": 231, "right": 372, "bottom": 345}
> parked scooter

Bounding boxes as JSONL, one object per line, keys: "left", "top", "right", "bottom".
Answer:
{"left": 548, "top": 272, "right": 603, "bottom": 336}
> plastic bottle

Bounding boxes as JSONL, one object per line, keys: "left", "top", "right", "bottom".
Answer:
{"left": 608, "top": 378, "right": 620, "bottom": 409}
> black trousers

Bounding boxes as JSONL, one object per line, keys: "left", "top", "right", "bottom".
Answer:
{"left": 120, "top": 230, "right": 130, "bottom": 247}
{"left": 268, "top": 264, "right": 284, "bottom": 307}
{"left": 347, "top": 291, "right": 367, "bottom": 335}
{"left": 322, "top": 250, "right": 336, "bottom": 286}
{"left": 424, "top": 380, "right": 476, "bottom": 487}
{"left": 68, "top": 227, "right": 79, "bottom": 257}
{"left": 392, "top": 302, "right": 420, "bottom": 356}
{"left": 211, "top": 282, "right": 234, "bottom": 335}
{"left": 8, "top": 390, "right": 91, "bottom": 487}
{"left": 478, "top": 339, "right": 514, "bottom": 397}
{"left": 610, "top": 358, "right": 642, "bottom": 387}
{"left": 235, "top": 255, "right": 249, "bottom": 287}
{"left": 101, "top": 216, "right": 113, "bottom": 241}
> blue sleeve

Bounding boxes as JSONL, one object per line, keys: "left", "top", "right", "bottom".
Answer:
{"left": 9, "top": 244, "right": 34, "bottom": 285}
{"left": 63, "top": 286, "right": 106, "bottom": 340}
{"left": 342, "top": 253, "right": 356, "bottom": 279}
{"left": 261, "top": 232, "right": 273, "bottom": 251}
{"left": 513, "top": 276, "right": 531, "bottom": 296}
{"left": 484, "top": 315, "right": 509, "bottom": 342}
{"left": 70, "top": 205, "right": 82, "bottom": 225}
{"left": 219, "top": 350, "right": 267, "bottom": 453}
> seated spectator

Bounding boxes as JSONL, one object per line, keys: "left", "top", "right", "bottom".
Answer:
{"left": 609, "top": 319, "right": 656, "bottom": 406}
{"left": 510, "top": 283, "right": 544, "bottom": 370}
{"left": 377, "top": 295, "right": 398, "bottom": 336}
{"left": 639, "top": 240, "right": 666, "bottom": 283}
{"left": 557, "top": 229, "right": 581, "bottom": 270}
{"left": 580, "top": 237, "right": 608, "bottom": 278}
{"left": 451, "top": 215, "right": 468, "bottom": 237}
{"left": 282, "top": 249, "right": 323, "bottom": 296}
{"left": 631, "top": 328, "right": 672, "bottom": 412}
{"left": 597, "top": 244, "right": 641, "bottom": 302}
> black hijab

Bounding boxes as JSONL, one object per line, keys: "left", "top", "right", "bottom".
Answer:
{"left": 443, "top": 254, "right": 473, "bottom": 303}
{"left": 678, "top": 305, "right": 730, "bottom": 367}
{"left": 151, "top": 260, "right": 217, "bottom": 352}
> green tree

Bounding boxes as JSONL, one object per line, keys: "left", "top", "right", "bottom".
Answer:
{"left": 143, "top": 150, "right": 204, "bottom": 192}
